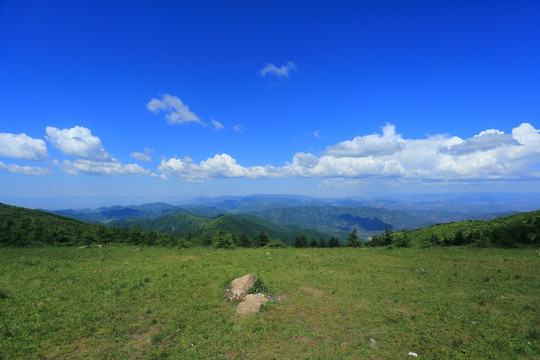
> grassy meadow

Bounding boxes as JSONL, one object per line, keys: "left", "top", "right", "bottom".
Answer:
{"left": 0, "top": 245, "right": 538, "bottom": 359}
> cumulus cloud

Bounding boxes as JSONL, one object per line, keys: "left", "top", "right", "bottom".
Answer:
{"left": 0, "top": 133, "right": 49, "bottom": 160}
{"left": 158, "top": 154, "right": 280, "bottom": 181}
{"left": 0, "top": 161, "right": 53, "bottom": 175}
{"left": 57, "top": 159, "right": 154, "bottom": 176}
{"left": 46, "top": 126, "right": 110, "bottom": 160}
{"left": 130, "top": 152, "right": 152, "bottom": 162}
{"left": 157, "top": 123, "right": 540, "bottom": 182}
{"left": 147, "top": 94, "right": 203, "bottom": 125}
{"left": 211, "top": 119, "right": 225, "bottom": 130}
{"left": 439, "top": 129, "right": 520, "bottom": 155}
{"left": 260, "top": 61, "right": 297, "bottom": 77}
{"left": 325, "top": 123, "right": 403, "bottom": 157}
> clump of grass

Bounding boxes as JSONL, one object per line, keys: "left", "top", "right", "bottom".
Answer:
{"left": 248, "top": 277, "right": 271, "bottom": 295}
{"left": 0, "top": 290, "right": 8, "bottom": 300}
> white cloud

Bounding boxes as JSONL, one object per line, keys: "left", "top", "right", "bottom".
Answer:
{"left": 211, "top": 119, "right": 225, "bottom": 130}
{"left": 0, "top": 133, "right": 49, "bottom": 160}
{"left": 158, "top": 154, "right": 280, "bottom": 181}
{"left": 147, "top": 94, "right": 203, "bottom": 125}
{"left": 260, "top": 61, "right": 297, "bottom": 77}
{"left": 0, "top": 161, "right": 53, "bottom": 175}
{"left": 157, "top": 123, "right": 540, "bottom": 182}
{"left": 46, "top": 126, "right": 110, "bottom": 160}
{"left": 130, "top": 152, "right": 152, "bottom": 162}
{"left": 313, "top": 130, "right": 320, "bottom": 138}
{"left": 57, "top": 159, "right": 154, "bottom": 176}
{"left": 325, "top": 123, "right": 403, "bottom": 157}
{"left": 233, "top": 124, "right": 243, "bottom": 132}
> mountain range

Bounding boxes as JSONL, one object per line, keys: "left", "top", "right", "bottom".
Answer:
{"left": 47, "top": 194, "right": 525, "bottom": 239}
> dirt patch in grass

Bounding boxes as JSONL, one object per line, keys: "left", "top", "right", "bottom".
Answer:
{"left": 297, "top": 335, "right": 317, "bottom": 346}
{"left": 131, "top": 323, "right": 164, "bottom": 350}
{"left": 68, "top": 338, "right": 100, "bottom": 358}
{"left": 162, "top": 255, "right": 198, "bottom": 262}
{"left": 369, "top": 338, "right": 379, "bottom": 349}
{"left": 301, "top": 286, "right": 324, "bottom": 297}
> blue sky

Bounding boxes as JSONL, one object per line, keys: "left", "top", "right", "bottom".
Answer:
{"left": 1, "top": 1, "right": 539, "bottom": 208}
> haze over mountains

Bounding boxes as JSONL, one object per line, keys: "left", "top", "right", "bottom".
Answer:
{"left": 46, "top": 193, "right": 539, "bottom": 239}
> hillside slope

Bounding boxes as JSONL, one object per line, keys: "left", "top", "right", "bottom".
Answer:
{"left": 0, "top": 202, "right": 110, "bottom": 246}
{"left": 110, "top": 212, "right": 326, "bottom": 243}
{"left": 389, "top": 210, "right": 540, "bottom": 248}
{"left": 254, "top": 205, "right": 505, "bottom": 238}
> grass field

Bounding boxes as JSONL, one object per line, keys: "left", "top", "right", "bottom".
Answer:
{"left": 0, "top": 245, "right": 538, "bottom": 359}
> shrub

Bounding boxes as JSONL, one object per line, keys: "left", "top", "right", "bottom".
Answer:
{"left": 248, "top": 277, "right": 272, "bottom": 295}
{"left": 266, "top": 239, "right": 288, "bottom": 248}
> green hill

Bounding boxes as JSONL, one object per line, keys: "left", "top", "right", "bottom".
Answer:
{"left": 0, "top": 202, "right": 180, "bottom": 247}
{"left": 387, "top": 210, "right": 540, "bottom": 248}
{"left": 110, "top": 212, "right": 326, "bottom": 244}
{"left": 0, "top": 202, "right": 110, "bottom": 246}
{"left": 255, "top": 205, "right": 442, "bottom": 238}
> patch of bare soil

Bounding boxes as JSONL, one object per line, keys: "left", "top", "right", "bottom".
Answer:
{"left": 67, "top": 338, "right": 99, "bottom": 358}
{"left": 369, "top": 338, "right": 379, "bottom": 349}
{"left": 298, "top": 335, "right": 317, "bottom": 346}
{"left": 162, "top": 255, "right": 198, "bottom": 262}
{"left": 301, "top": 286, "right": 324, "bottom": 297}
{"left": 132, "top": 323, "right": 163, "bottom": 350}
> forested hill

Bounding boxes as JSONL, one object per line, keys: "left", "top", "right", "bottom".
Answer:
{"left": 0, "top": 202, "right": 325, "bottom": 247}
{"left": 0, "top": 202, "right": 186, "bottom": 247}
{"left": 0, "top": 202, "right": 112, "bottom": 246}
{"left": 380, "top": 210, "right": 540, "bottom": 248}
{"left": 254, "top": 205, "right": 510, "bottom": 238}
{"left": 109, "top": 212, "right": 327, "bottom": 244}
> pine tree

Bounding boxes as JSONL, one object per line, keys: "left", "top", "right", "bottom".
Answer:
{"left": 328, "top": 236, "right": 340, "bottom": 247}
{"left": 345, "top": 229, "right": 361, "bottom": 247}
{"left": 238, "top": 232, "right": 251, "bottom": 247}
{"left": 252, "top": 231, "right": 271, "bottom": 247}
{"left": 293, "top": 235, "right": 308, "bottom": 248}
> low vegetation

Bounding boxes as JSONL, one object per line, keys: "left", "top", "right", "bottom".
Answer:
{"left": 0, "top": 246, "right": 538, "bottom": 359}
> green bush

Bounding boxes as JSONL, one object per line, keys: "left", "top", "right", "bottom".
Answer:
{"left": 248, "top": 277, "right": 272, "bottom": 295}
{"left": 266, "top": 239, "right": 288, "bottom": 248}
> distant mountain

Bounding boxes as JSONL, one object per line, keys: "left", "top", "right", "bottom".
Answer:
{"left": 109, "top": 212, "right": 326, "bottom": 243}
{"left": 49, "top": 194, "right": 523, "bottom": 239}
{"left": 355, "top": 192, "right": 540, "bottom": 213}
{"left": 253, "top": 205, "right": 514, "bottom": 239}
{"left": 181, "top": 194, "right": 326, "bottom": 213}
{"left": 51, "top": 201, "right": 233, "bottom": 223}
{"left": 52, "top": 202, "right": 193, "bottom": 223}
